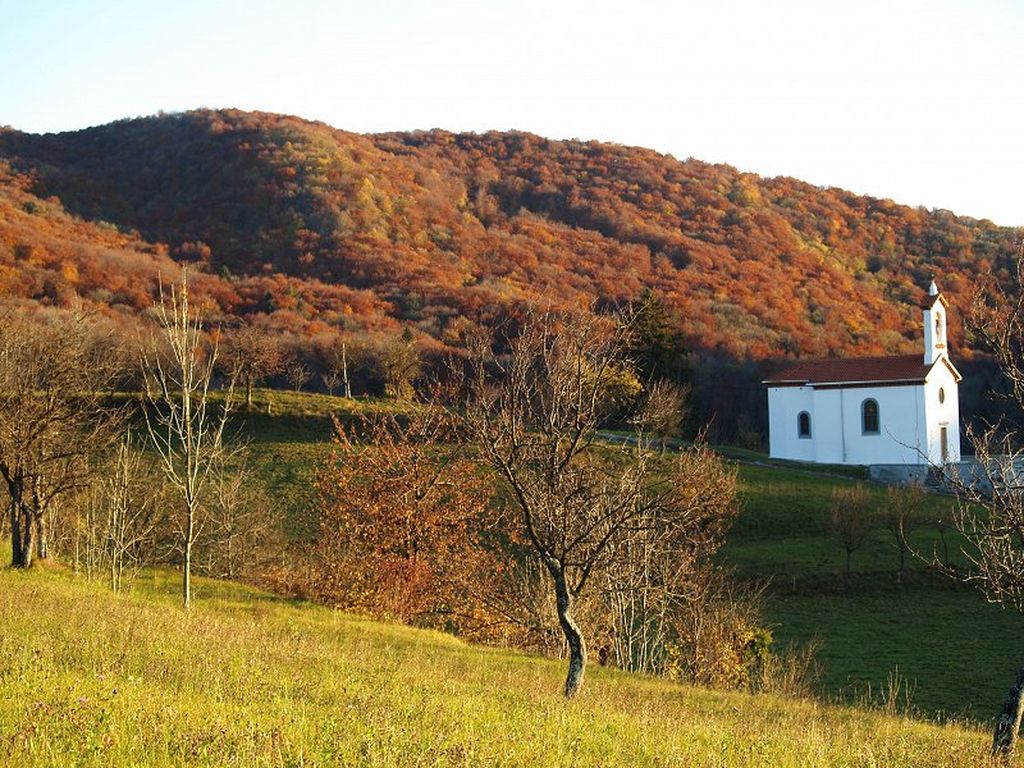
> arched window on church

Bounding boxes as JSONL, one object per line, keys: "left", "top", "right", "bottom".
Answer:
{"left": 798, "top": 411, "right": 811, "bottom": 438}
{"left": 935, "top": 313, "right": 943, "bottom": 341}
{"left": 862, "top": 399, "right": 880, "bottom": 435}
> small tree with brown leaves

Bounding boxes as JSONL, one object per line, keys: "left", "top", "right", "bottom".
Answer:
{"left": 884, "top": 483, "right": 927, "bottom": 580}
{"left": 306, "top": 410, "right": 501, "bottom": 635}
{"left": 221, "top": 322, "right": 284, "bottom": 410}
{"left": 376, "top": 330, "right": 422, "bottom": 400}
{"left": 828, "top": 484, "right": 873, "bottom": 575}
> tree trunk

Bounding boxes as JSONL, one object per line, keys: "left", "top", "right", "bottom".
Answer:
{"left": 992, "top": 663, "right": 1024, "bottom": 758}
{"left": 35, "top": 513, "right": 48, "bottom": 561}
{"left": 342, "top": 343, "right": 352, "bottom": 399}
{"left": 246, "top": 379, "right": 254, "bottom": 411}
{"left": 10, "top": 501, "right": 24, "bottom": 567}
{"left": 182, "top": 510, "right": 194, "bottom": 609}
{"left": 16, "top": 505, "right": 35, "bottom": 568}
{"left": 553, "top": 572, "right": 587, "bottom": 698}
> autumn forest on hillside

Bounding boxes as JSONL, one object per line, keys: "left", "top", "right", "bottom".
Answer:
{"left": 0, "top": 108, "right": 1020, "bottom": 439}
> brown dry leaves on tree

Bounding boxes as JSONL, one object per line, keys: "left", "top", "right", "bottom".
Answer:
{"left": 305, "top": 409, "right": 507, "bottom": 640}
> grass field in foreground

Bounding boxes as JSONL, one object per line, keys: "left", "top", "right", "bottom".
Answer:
{"left": 0, "top": 567, "right": 998, "bottom": 767}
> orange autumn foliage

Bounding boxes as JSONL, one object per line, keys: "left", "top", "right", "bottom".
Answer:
{"left": 0, "top": 110, "right": 1019, "bottom": 364}
{"left": 303, "top": 411, "right": 509, "bottom": 639}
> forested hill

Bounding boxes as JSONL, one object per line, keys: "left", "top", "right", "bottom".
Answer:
{"left": 0, "top": 108, "right": 1019, "bottom": 358}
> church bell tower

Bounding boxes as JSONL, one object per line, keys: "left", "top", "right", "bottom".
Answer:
{"left": 922, "top": 278, "right": 948, "bottom": 366}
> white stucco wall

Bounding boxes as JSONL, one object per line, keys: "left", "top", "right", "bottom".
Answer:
{"left": 922, "top": 363, "right": 961, "bottom": 464}
{"left": 767, "top": 378, "right": 957, "bottom": 466}
{"left": 808, "top": 388, "right": 844, "bottom": 463}
{"left": 767, "top": 386, "right": 816, "bottom": 462}
{"left": 835, "top": 385, "right": 924, "bottom": 465}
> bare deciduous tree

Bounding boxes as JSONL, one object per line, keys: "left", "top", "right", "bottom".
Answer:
{"left": 465, "top": 309, "right": 628, "bottom": 696}
{"left": 464, "top": 307, "right": 735, "bottom": 698}
{"left": 198, "top": 456, "right": 278, "bottom": 580}
{"left": 321, "top": 368, "right": 342, "bottom": 396}
{"left": 72, "top": 486, "right": 106, "bottom": 580}
{"left": 103, "top": 435, "right": 163, "bottom": 591}
{"left": 945, "top": 424, "right": 1024, "bottom": 758}
{"left": 340, "top": 341, "right": 352, "bottom": 399}
{"left": 603, "top": 439, "right": 737, "bottom": 677}
{"left": 72, "top": 435, "right": 163, "bottom": 591}
{"left": 320, "top": 339, "right": 353, "bottom": 398}
{"left": 285, "top": 355, "right": 312, "bottom": 393}
{"left": 631, "top": 380, "right": 689, "bottom": 452}
{"left": 143, "top": 272, "right": 234, "bottom": 608}
{"left": 926, "top": 249, "right": 1024, "bottom": 758}
{"left": 970, "top": 253, "right": 1024, "bottom": 422}
{"left": 0, "top": 306, "right": 120, "bottom": 567}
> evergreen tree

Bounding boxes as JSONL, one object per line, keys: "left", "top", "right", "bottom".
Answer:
{"left": 630, "top": 288, "right": 690, "bottom": 385}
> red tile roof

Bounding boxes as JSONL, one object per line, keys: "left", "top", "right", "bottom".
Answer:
{"left": 763, "top": 353, "right": 934, "bottom": 386}
{"left": 918, "top": 293, "right": 949, "bottom": 310}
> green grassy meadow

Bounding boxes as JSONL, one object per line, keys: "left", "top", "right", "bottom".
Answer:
{"left": 0, "top": 566, "right": 996, "bottom": 767}
{"left": 729, "top": 464, "right": 1024, "bottom": 719}
{"left": 217, "top": 389, "right": 396, "bottom": 538}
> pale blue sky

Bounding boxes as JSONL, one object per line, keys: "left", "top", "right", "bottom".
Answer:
{"left": 1, "top": 0, "right": 1022, "bottom": 225}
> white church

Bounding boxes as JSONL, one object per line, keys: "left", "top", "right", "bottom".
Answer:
{"left": 764, "top": 280, "right": 961, "bottom": 467}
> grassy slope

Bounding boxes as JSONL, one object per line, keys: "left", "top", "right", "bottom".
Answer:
{"left": 234, "top": 390, "right": 1023, "bottom": 720}
{"left": 0, "top": 567, "right": 994, "bottom": 767}
{"left": 729, "top": 464, "right": 1024, "bottom": 719}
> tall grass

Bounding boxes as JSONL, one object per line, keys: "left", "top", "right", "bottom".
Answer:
{"left": 0, "top": 567, "right": 993, "bottom": 767}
